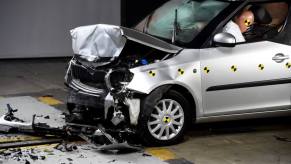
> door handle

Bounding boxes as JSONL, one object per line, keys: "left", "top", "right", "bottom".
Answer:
{"left": 272, "top": 53, "right": 289, "bottom": 63}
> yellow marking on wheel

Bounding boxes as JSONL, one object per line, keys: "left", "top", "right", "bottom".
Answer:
{"left": 231, "top": 65, "right": 238, "bottom": 72}
{"left": 203, "top": 67, "right": 210, "bottom": 74}
{"left": 145, "top": 148, "right": 176, "bottom": 161}
{"left": 38, "top": 96, "right": 63, "bottom": 105}
{"left": 178, "top": 68, "right": 185, "bottom": 75}
{"left": 148, "top": 70, "right": 156, "bottom": 77}
{"left": 258, "top": 64, "right": 265, "bottom": 70}
{"left": 286, "top": 62, "right": 291, "bottom": 69}
{"left": 163, "top": 117, "right": 171, "bottom": 123}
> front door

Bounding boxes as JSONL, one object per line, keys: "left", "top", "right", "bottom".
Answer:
{"left": 200, "top": 41, "right": 291, "bottom": 116}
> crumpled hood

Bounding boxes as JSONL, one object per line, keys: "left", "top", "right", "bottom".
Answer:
{"left": 71, "top": 24, "right": 126, "bottom": 62}
{"left": 70, "top": 24, "right": 182, "bottom": 62}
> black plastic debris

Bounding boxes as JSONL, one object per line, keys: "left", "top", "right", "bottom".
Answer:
{"left": 78, "top": 154, "right": 86, "bottom": 158}
{"left": 44, "top": 115, "right": 50, "bottom": 119}
{"left": 108, "top": 159, "right": 117, "bottom": 163}
{"left": 5, "top": 104, "right": 24, "bottom": 123}
{"left": 142, "top": 153, "right": 152, "bottom": 157}
{"left": 274, "top": 135, "right": 291, "bottom": 142}
{"left": 55, "top": 142, "right": 78, "bottom": 152}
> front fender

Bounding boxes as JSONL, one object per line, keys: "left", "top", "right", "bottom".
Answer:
{"left": 126, "top": 49, "right": 204, "bottom": 118}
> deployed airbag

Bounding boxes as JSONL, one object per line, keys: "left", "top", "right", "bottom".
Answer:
{"left": 70, "top": 24, "right": 126, "bottom": 62}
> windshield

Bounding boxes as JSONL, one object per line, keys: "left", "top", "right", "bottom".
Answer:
{"left": 135, "top": 0, "right": 230, "bottom": 44}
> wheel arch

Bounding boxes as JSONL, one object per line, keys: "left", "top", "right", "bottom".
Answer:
{"left": 144, "top": 84, "right": 197, "bottom": 122}
{"left": 169, "top": 84, "right": 196, "bottom": 120}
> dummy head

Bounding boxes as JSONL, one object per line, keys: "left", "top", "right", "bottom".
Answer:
{"left": 234, "top": 10, "right": 255, "bottom": 33}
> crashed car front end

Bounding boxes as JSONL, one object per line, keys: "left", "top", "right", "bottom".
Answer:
{"left": 64, "top": 24, "right": 183, "bottom": 143}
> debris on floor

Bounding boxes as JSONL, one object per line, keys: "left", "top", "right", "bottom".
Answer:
{"left": 0, "top": 103, "right": 142, "bottom": 154}
{"left": 54, "top": 141, "right": 78, "bottom": 152}
{"left": 0, "top": 147, "right": 47, "bottom": 163}
{"left": 274, "top": 135, "right": 291, "bottom": 142}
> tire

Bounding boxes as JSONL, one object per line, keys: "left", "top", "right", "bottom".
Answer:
{"left": 138, "top": 89, "right": 191, "bottom": 146}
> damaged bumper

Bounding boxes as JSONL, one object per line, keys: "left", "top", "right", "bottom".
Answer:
{"left": 65, "top": 59, "right": 142, "bottom": 126}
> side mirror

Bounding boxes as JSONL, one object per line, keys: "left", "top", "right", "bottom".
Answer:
{"left": 213, "top": 32, "right": 236, "bottom": 47}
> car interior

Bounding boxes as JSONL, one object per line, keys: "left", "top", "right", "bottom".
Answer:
{"left": 228, "top": 2, "right": 289, "bottom": 43}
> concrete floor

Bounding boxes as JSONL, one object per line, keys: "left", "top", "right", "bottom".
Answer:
{"left": 0, "top": 59, "right": 291, "bottom": 164}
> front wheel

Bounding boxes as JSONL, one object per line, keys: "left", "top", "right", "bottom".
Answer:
{"left": 138, "top": 90, "right": 191, "bottom": 146}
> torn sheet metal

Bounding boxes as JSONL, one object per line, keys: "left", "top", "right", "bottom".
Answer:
{"left": 70, "top": 24, "right": 126, "bottom": 62}
{"left": 125, "top": 98, "right": 141, "bottom": 125}
{"left": 104, "top": 94, "right": 114, "bottom": 119}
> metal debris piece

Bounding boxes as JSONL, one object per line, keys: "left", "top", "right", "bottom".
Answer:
{"left": 96, "top": 142, "right": 142, "bottom": 152}
{"left": 0, "top": 104, "right": 33, "bottom": 132}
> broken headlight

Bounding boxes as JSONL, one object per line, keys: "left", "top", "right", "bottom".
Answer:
{"left": 105, "top": 68, "right": 134, "bottom": 95}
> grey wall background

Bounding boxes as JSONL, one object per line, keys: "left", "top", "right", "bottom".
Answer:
{"left": 0, "top": 0, "right": 121, "bottom": 59}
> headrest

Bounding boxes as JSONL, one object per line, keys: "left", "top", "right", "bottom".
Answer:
{"left": 250, "top": 5, "right": 272, "bottom": 24}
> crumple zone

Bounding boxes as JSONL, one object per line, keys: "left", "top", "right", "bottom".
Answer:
{"left": 104, "top": 69, "right": 141, "bottom": 126}
{"left": 101, "top": 40, "right": 176, "bottom": 126}
{"left": 63, "top": 24, "right": 182, "bottom": 148}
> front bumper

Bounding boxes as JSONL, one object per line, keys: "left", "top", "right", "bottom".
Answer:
{"left": 65, "top": 59, "right": 110, "bottom": 109}
{"left": 65, "top": 58, "right": 142, "bottom": 126}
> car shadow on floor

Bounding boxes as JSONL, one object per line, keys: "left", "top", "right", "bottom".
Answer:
{"left": 186, "top": 116, "right": 291, "bottom": 138}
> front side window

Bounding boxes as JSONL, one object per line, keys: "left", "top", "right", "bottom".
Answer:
{"left": 135, "top": 0, "right": 229, "bottom": 44}
{"left": 220, "top": 2, "right": 289, "bottom": 44}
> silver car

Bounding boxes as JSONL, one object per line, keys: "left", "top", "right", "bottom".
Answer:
{"left": 65, "top": 0, "right": 291, "bottom": 145}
